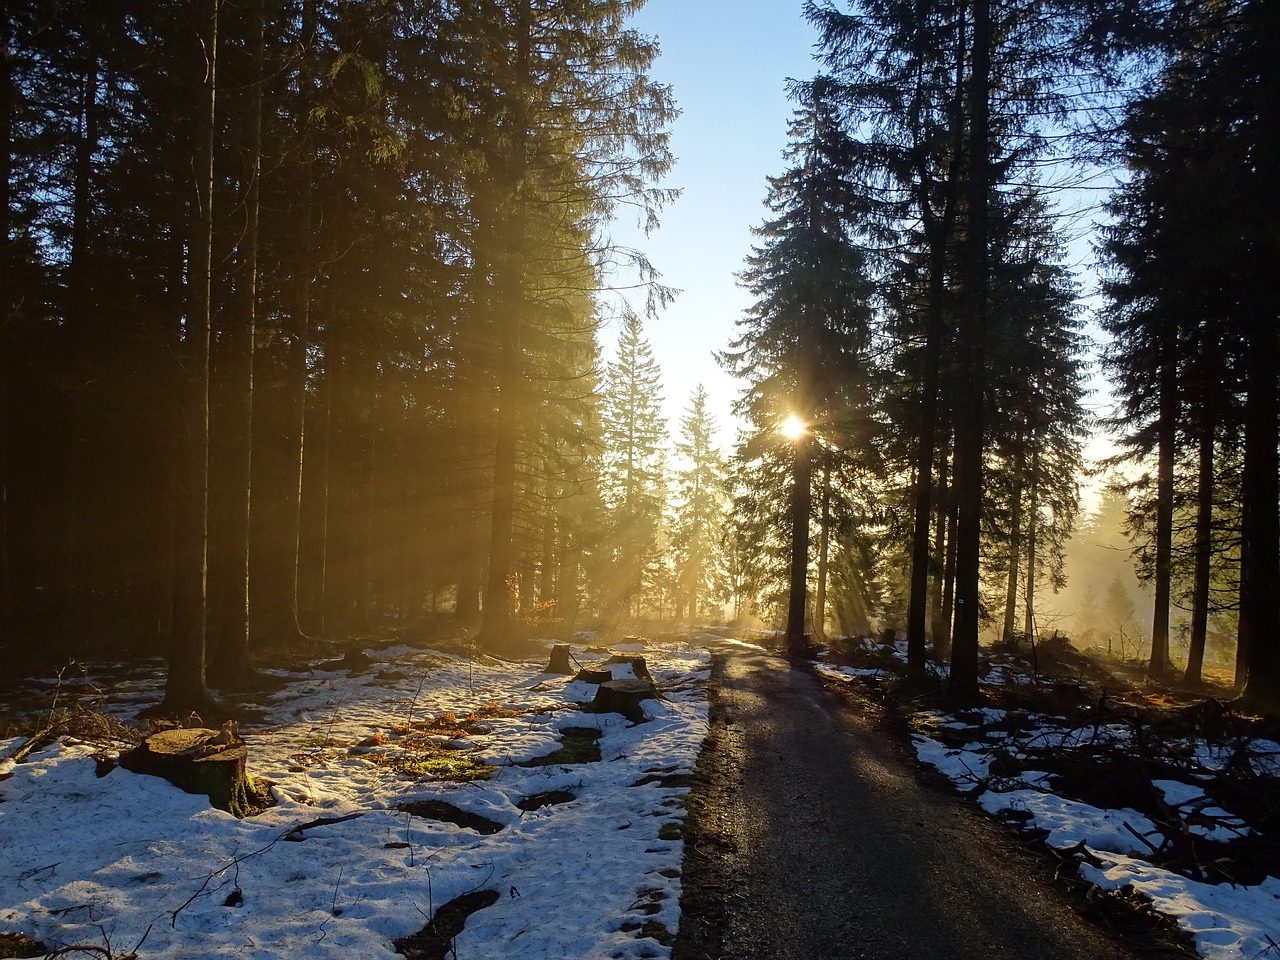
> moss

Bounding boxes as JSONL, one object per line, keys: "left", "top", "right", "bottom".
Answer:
{"left": 518, "top": 726, "right": 602, "bottom": 767}
{"left": 657, "top": 822, "right": 683, "bottom": 840}
{"left": 373, "top": 750, "right": 496, "bottom": 782}
{"left": 0, "top": 932, "right": 46, "bottom": 959}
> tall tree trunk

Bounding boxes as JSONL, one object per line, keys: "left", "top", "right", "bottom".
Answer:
{"left": 1240, "top": 300, "right": 1280, "bottom": 713}
{"left": 0, "top": 0, "right": 12, "bottom": 625}
{"left": 906, "top": 237, "right": 946, "bottom": 678}
{"left": 212, "top": 0, "right": 263, "bottom": 686}
{"left": 455, "top": 506, "right": 481, "bottom": 625}
{"left": 477, "top": 0, "right": 531, "bottom": 654}
{"left": 162, "top": 0, "right": 219, "bottom": 717}
{"left": 1002, "top": 465, "right": 1023, "bottom": 641}
{"left": 539, "top": 479, "right": 555, "bottom": 603}
{"left": 1235, "top": 528, "right": 1250, "bottom": 689}
{"left": 284, "top": 0, "right": 318, "bottom": 643}
{"left": 1149, "top": 326, "right": 1177, "bottom": 678}
{"left": 949, "top": 0, "right": 991, "bottom": 697}
{"left": 61, "top": 39, "right": 99, "bottom": 628}
{"left": 814, "top": 455, "right": 831, "bottom": 644}
{"left": 930, "top": 437, "right": 952, "bottom": 657}
{"left": 479, "top": 337, "right": 520, "bottom": 650}
{"left": 936, "top": 483, "right": 957, "bottom": 650}
{"left": 314, "top": 325, "right": 334, "bottom": 635}
{"left": 1185, "top": 416, "right": 1214, "bottom": 686}
{"left": 1022, "top": 452, "right": 1039, "bottom": 640}
{"left": 785, "top": 434, "right": 813, "bottom": 654}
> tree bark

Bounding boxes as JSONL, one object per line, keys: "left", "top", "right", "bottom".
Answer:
{"left": 1002, "top": 466, "right": 1023, "bottom": 641}
{"left": 814, "top": 455, "right": 832, "bottom": 644}
{"left": 477, "top": 0, "right": 532, "bottom": 655}
{"left": 949, "top": 0, "right": 991, "bottom": 697}
{"left": 785, "top": 434, "right": 813, "bottom": 655}
{"left": 1022, "top": 452, "right": 1039, "bottom": 641}
{"left": 212, "top": 0, "right": 264, "bottom": 687}
{"left": 162, "top": 0, "right": 219, "bottom": 717}
{"left": 1240, "top": 297, "right": 1280, "bottom": 713}
{"left": 1149, "top": 325, "right": 1177, "bottom": 678}
{"left": 930, "top": 436, "right": 953, "bottom": 657}
{"left": 0, "top": 0, "right": 12, "bottom": 625}
{"left": 1185, "top": 416, "right": 1214, "bottom": 686}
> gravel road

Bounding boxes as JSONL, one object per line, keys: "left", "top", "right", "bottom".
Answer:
{"left": 673, "top": 645, "right": 1142, "bottom": 960}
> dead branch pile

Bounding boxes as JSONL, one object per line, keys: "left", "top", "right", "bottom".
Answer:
{"left": 979, "top": 699, "right": 1280, "bottom": 886}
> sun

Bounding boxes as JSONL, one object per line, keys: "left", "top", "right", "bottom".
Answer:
{"left": 780, "top": 414, "right": 807, "bottom": 441}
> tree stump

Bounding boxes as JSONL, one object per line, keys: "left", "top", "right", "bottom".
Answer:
{"left": 601, "top": 654, "right": 653, "bottom": 682}
{"left": 546, "top": 643, "right": 573, "bottom": 674}
{"left": 572, "top": 668, "right": 612, "bottom": 685}
{"left": 589, "top": 679, "right": 658, "bottom": 722}
{"left": 120, "top": 726, "right": 255, "bottom": 817}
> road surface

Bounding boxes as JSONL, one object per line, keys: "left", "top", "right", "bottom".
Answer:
{"left": 673, "top": 646, "right": 1152, "bottom": 960}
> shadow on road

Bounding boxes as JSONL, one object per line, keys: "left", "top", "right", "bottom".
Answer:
{"left": 675, "top": 645, "right": 1140, "bottom": 960}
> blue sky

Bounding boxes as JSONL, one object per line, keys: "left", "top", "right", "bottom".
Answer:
{"left": 607, "top": 0, "right": 821, "bottom": 444}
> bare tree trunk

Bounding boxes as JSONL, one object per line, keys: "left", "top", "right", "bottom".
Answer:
{"left": 814, "top": 455, "right": 831, "bottom": 644}
{"left": 212, "top": 0, "right": 263, "bottom": 686}
{"left": 0, "top": 0, "right": 12, "bottom": 626}
{"left": 785, "top": 434, "right": 813, "bottom": 654}
{"left": 1149, "top": 326, "right": 1177, "bottom": 678}
{"left": 942, "top": 489, "right": 958, "bottom": 650}
{"left": 456, "top": 507, "right": 482, "bottom": 624}
{"left": 286, "top": 0, "right": 318, "bottom": 642}
{"left": 1022, "top": 452, "right": 1039, "bottom": 641}
{"left": 1235, "top": 531, "right": 1250, "bottom": 689}
{"left": 949, "top": 0, "right": 991, "bottom": 697}
{"left": 1002, "top": 465, "right": 1022, "bottom": 641}
{"left": 162, "top": 0, "right": 219, "bottom": 717}
{"left": 1240, "top": 297, "right": 1280, "bottom": 713}
{"left": 479, "top": 339, "right": 520, "bottom": 649}
{"left": 477, "top": 0, "right": 531, "bottom": 654}
{"left": 930, "top": 438, "right": 952, "bottom": 657}
{"left": 1185, "top": 418, "right": 1214, "bottom": 685}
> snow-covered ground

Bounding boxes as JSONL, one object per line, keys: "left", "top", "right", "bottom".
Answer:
{"left": 817, "top": 640, "right": 1280, "bottom": 960}
{"left": 0, "top": 639, "right": 712, "bottom": 960}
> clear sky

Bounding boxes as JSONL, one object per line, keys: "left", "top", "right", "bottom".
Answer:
{"left": 606, "top": 0, "right": 821, "bottom": 445}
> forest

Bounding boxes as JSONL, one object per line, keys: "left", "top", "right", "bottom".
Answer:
{"left": 1, "top": 0, "right": 1278, "bottom": 717}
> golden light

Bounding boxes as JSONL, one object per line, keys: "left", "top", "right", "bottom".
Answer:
{"left": 780, "top": 414, "right": 807, "bottom": 441}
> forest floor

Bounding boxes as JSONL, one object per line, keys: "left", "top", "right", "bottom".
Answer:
{"left": 0, "top": 636, "right": 712, "bottom": 960}
{"left": 0, "top": 632, "right": 1277, "bottom": 960}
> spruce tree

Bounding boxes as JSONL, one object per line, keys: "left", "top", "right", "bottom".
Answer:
{"left": 722, "top": 77, "right": 875, "bottom": 654}
{"left": 599, "top": 311, "right": 667, "bottom": 622}
{"left": 671, "top": 385, "right": 728, "bottom": 624}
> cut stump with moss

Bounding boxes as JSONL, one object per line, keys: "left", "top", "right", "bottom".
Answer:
{"left": 120, "top": 727, "right": 256, "bottom": 817}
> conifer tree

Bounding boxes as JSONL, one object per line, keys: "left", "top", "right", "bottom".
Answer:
{"left": 722, "top": 77, "right": 875, "bottom": 654}
{"left": 599, "top": 311, "right": 667, "bottom": 621}
{"left": 671, "top": 385, "right": 728, "bottom": 623}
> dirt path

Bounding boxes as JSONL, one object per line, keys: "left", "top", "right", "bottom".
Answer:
{"left": 674, "top": 646, "right": 1142, "bottom": 960}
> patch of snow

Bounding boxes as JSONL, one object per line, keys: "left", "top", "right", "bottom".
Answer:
{"left": 1080, "top": 854, "right": 1280, "bottom": 960}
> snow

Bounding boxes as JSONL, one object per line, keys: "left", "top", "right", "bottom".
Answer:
{"left": 0, "top": 641, "right": 711, "bottom": 959}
